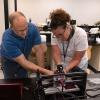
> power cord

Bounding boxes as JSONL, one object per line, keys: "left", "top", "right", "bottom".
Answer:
{"left": 55, "top": 87, "right": 79, "bottom": 100}
{"left": 86, "top": 87, "right": 100, "bottom": 98}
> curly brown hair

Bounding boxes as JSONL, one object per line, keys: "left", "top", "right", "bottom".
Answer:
{"left": 49, "top": 9, "right": 71, "bottom": 29}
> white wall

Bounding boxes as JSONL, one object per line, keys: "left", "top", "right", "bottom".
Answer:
{"left": 0, "top": 0, "right": 5, "bottom": 44}
{"left": 15, "top": 0, "right": 100, "bottom": 25}
{"left": 0, "top": 0, "right": 100, "bottom": 43}
{"left": 0, "top": 0, "right": 17, "bottom": 44}
{"left": 8, "top": 0, "right": 15, "bottom": 13}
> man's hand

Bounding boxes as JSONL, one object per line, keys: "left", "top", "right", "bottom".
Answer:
{"left": 46, "top": 70, "right": 54, "bottom": 75}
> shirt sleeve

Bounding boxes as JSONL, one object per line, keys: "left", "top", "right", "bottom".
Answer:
{"left": 2, "top": 40, "right": 22, "bottom": 59}
{"left": 75, "top": 28, "right": 88, "bottom": 51}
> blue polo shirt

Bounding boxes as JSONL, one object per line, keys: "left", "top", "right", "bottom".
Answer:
{"left": 0, "top": 23, "right": 41, "bottom": 79}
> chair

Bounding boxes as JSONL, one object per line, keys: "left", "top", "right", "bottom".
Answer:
{"left": 0, "top": 82, "right": 23, "bottom": 100}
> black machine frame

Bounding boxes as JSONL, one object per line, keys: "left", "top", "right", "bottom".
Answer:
{"left": 0, "top": 71, "right": 87, "bottom": 100}
{"left": 40, "top": 71, "right": 87, "bottom": 100}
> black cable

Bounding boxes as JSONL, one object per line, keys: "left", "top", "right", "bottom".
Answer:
{"left": 55, "top": 87, "right": 79, "bottom": 100}
{"left": 56, "top": 87, "right": 65, "bottom": 100}
{"left": 86, "top": 92, "right": 100, "bottom": 98}
{"left": 86, "top": 87, "right": 100, "bottom": 98}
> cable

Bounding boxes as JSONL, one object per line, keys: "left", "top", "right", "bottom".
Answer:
{"left": 55, "top": 87, "right": 65, "bottom": 100}
{"left": 86, "top": 92, "right": 100, "bottom": 98}
{"left": 86, "top": 87, "right": 100, "bottom": 98}
{"left": 55, "top": 87, "right": 79, "bottom": 100}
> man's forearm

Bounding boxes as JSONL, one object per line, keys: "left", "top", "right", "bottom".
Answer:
{"left": 13, "top": 54, "right": 53, "bottom": 75}
{"left": 35, "top": 50, "right": 45, "bottom": 67}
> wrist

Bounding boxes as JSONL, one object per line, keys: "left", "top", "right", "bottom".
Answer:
{"left": 44, "top": 69, "right": 53, "bottom": 75}
{"left": 64, "top": 67, "right": 70, "bottom": 73}
{"left": 56, "top": 62, "right": 63, "bottom": 65}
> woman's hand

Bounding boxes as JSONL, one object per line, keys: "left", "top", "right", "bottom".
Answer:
{"left": 63, "top": 67, "right": 70, "bottom": 73}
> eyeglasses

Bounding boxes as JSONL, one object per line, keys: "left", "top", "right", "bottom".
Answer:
{"left": 52, "top": 27, "right": 67, "bottom": 39}
{"left": 12, "top": 23, "right": 28, "bottom": 33}
{"left": 14, "top": 27, "right": 28, "bottom": 33}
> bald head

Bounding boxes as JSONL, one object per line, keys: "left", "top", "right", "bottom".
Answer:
{"left": 9, "top": 11, "right": 26, "bottom": 26}
{"left": 9, "top": 11, "right": 28, "bottom": 38}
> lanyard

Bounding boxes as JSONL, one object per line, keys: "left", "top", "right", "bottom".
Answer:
{"left": 62, "top": 27, "right": 75, "bottom": 63}
{"left": 62, "top": 40, "right": 70, "bottom": 63}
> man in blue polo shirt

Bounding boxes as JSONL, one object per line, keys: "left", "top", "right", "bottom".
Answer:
{"left": 0, "top": 11, "right": 53, "bottom": 79}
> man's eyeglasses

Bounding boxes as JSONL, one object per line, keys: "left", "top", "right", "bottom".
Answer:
{"left": 14, "top": 27, "right": 28, "bottom": 33}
